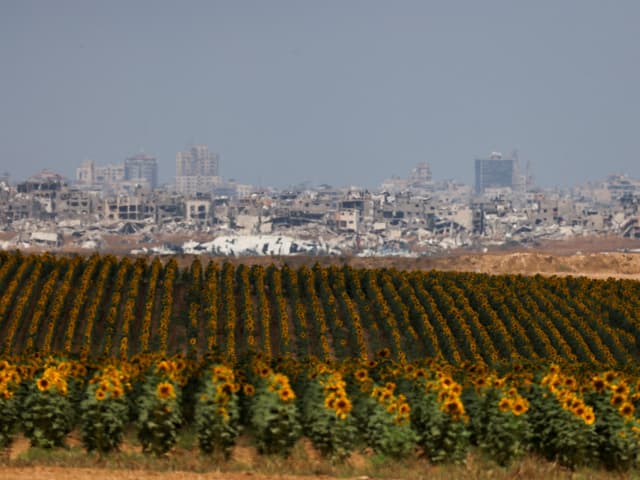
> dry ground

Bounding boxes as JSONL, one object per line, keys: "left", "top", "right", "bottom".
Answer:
{"left": 26, "top": 233, "right": 640, "bottom": 279}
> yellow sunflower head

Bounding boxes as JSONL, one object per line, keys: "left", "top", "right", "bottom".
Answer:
{"left": 279, "top": 387, "right": 295, "bottom": 402}
{"left": 157, "top": 382, "right": 176, "bottom": 400}
{"left": 36, "top": 377, "right": 50, "bottom": 392}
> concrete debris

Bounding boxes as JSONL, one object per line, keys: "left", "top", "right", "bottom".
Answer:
{"left": 0, "top": 171, "right": 639, "bottom": 256}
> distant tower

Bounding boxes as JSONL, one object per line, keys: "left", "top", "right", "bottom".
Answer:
{"left": 125, "top": 152, "right": 158, "bottom": 189}
{"left": 176, "top": 145, "right": 219, "bottom": 177}
{"left": 175, "top": 144, "right": 220, "bottom": 196}
{"left": 75, "top": 160, "right": 95, "bottom": 185}
{"left": 408, "top": 162, "right": 432, "bottom": 186}
{"left": 474, "top": 151, "right": 515, "bottom": 194}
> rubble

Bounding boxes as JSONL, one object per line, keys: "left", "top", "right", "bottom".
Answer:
{"left": 0, "top": 170, "right": 638, "bottom": 257}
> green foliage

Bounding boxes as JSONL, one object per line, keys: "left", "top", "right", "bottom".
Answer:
{"left": 195, "top": 365, "right": 241, "bottom": 458}
{"left": 22, "top": 381, "right": 74, "bottom": 448}
{"left": 586, "top": 385, "right": 640, "bottom": 471}
{"left": 136, "top": 377, "right": 182, "bottom": 455}
{"left": 527, "top": 382, "right": 597, "bottom": 469}
{"left": 0, "top": 360, "right": 21, "bottom": 450}
{"left": 355, "top": 385, "right": 417, "bottom": 460}
{"left": 410, "top": 391, "right": 469, "bottom": 464}
{"left": 465, "top": 386, "right": 530, "bottom": 467}
{"left": 300, "top": 372, "right": 358, "bottom": 463}
{"left": 249, "top": 373, "right": 301, "bottom": 457}
{"left": 0, "top": 396, "right": 18, "bottom": 449}
{"left": 80, "top": 382, "right": 129, "bottom": 453}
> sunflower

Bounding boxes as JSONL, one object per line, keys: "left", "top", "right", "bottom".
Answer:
{"left": 112, "top": 386, "right": 124, "bottom": 399}
{"left": 493, "top": 377, "right": 506, "bottom": 388}
{"left": 354, "top": 369, "right": 369, "bottom": 382}
{"left": 604, "top": 371, "right": 617, "bottom": 383}
{"left": 95, "top": 388, "right": 107, "bottom": 401}
{"left": 324, "top": 394, "right": 337, "bottom": 410}
{"left": 614, "top": 383, "right": 629, "bottom": 396}
{"left": 380, "top": 390, "right": 392, "bottom": 402}
{"left": 443, "top": 399, "right": 464, "bottom": 417}
{"left": 258, "top": 366, "right": 271, "bottom": 378}
{"left": 279, "top": 387, "right": 295, "bottom": 402}
{"left": 157, "top": 382, "right": 176, "bottom": 400}
{"left": 592, "top": 377, "right": 606, "bottom": 392}
{"left": 512, "top": 398, "right": 529, "bottom": 416}
{"left": 611, "top": 394, "right": 625, "bottom": 407}
{"left": 36, "top": 377, "right": 50, "bottom": 392}
{"left": 385, "top": 382, "right": 396, "bottom": 392}
{"left": 272, "top": 373, "right": 289, "bottom": 389}
{"left": 438, "top": 390, "right": 450, "bottom": 403}
{"left": 335, "top": 397, "right": 352, "bottom": 416}
{"left": 377, "top": 348, "right": 391, "bottom": 359}
{"left": 474, "top": 377, "right": 487, "bottom": 390}
{"left": 414, "top": 368, "right": 427, "bottom": 379}
{"left": 619, "top": 402, "right": 635, "bottom": 418}
{"left": 573, "top": 405, "right": 586, "bottom": 417}
{"left": 217, "top": 382, "right": 233, "bottom": 397}
{"left": 583, "top": 411, "right": 595, "bottom": 425}
{"left": 398, "top": 403, "right": 410, "bottom": 416}
{"left": 156, "top": 360, "right": 172, "bottom": 375}
{"left": 243, "top": 383, "right": 255, "bottom": 396}
{"left": 498, "top": 397, "right": 511, "bottom": 413}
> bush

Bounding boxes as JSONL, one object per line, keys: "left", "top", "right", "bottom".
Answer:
{"left": 586, "top": 374, "right": 640, "bottom": 471}
{"left": 22, "top": 365, "right": 74, "bottom": 448}
{"left": 195, "top": 364, "right": 241, "bottom": 458}
{"left": 359, "top": 383, "right": 417, "bottom": 459}
{"left": 409, "top": 369, "right": 469, "bottom": 464}
{"left": 249, "top": 369, "right": 301, "bottom": 456}
{"left": 301, "top": 369, "right": 358, "bottom": 463}
{"left": 467, "top": 386, "right": 530, "bottom": 466}
{"left": 80, "top": 366, "right": 129, "bottom": 453}
{"left": 137, "top": 374, "right": 182, "bottom": 455}
{"left": 526, "top": 368, "right": 597, "bottom": 469}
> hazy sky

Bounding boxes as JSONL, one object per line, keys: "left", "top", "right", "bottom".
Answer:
{"left": 1, "top": 1, "right": 639, "bottom": 188}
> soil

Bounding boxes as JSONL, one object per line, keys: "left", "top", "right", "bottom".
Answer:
{"left": 0, "top": 467, "right": 323, "bottom": 480}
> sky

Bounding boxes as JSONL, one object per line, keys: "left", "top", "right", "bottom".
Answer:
{"left": 1, "top": 1, "right": 639, "bottom": 188}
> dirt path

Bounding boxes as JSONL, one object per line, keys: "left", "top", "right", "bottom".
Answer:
{"left": 0, "top": 467, "right": 326, "bottom": 480}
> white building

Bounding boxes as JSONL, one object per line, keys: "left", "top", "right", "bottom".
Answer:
{"left": 175, "top": 145, "right": 220, "bottom": 196}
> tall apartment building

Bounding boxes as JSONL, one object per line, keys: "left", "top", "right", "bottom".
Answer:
{"left": 76, "top": 160, "right": 126, "bottom": 189}
{"left": 175, "top": 145, "right": 220, "bottom": 196}
{"left": 76, "top": 160, "right": 96, "bottom": 185}
{"left": 125, "top": 153, "right": 158, "bottom": 189}
{"left": 474, "top": 152, "right": 515, "bottom": 194}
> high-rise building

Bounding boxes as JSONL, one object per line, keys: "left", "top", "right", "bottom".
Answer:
{"left": 474, "top": 152, "right": 515, "bottom": 194}
{"left": 125, "top": 153, "right": 158, "bottom": 189}
{"left": 76, "top": 160, "right": 96, "bottom": 185}
{"left": 94, "top": 163, "right": 125, "bottom": 186}
{"left": 175, "top": 145, "right": 220, "bottom": 196}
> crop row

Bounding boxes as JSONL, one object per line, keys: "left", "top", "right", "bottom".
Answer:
{"left": 1, "top": 251, "right": 640, "bottom": 367}
{"left": 2, "top": 354, "right": 640, "bottom": 470}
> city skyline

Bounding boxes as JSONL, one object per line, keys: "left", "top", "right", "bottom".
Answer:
{"left": 2, "top": 146, "right": 639, "bottom": 192}
{"left": 2, "top": 1, "right": 639, "bottom": 188}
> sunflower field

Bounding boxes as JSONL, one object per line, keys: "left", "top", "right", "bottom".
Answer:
{"left": 2, "top": 250, "right": 640, "bottom": 469}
